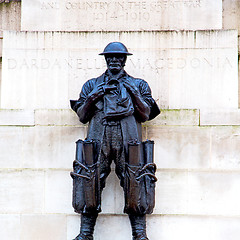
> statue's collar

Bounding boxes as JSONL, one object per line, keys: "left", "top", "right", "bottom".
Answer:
{"left": 104, "top": 69, "right": 127, "bottom": 83}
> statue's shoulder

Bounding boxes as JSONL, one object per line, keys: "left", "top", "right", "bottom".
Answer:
{"left": 83, "top": 73, "right": 105, "bottom": 89}
{"left": 127, "top": 74, "right": 149, "bottom": 88}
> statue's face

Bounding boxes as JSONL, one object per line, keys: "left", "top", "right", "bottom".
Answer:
{"left": 105, "top": 54, "right": 126, "bottom": 74}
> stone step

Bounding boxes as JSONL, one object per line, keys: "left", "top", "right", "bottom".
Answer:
{"left": 2, "top": 213, "right": 240, "bottom": 240}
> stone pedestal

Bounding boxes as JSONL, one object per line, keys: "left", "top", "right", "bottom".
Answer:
{"left": 223, "top": 0, "right": 240, "bottom": 107}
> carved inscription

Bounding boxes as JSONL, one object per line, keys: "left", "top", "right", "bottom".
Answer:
{"left": 41, "top": 0, "right": 202, "bottom": 10}
{"left": 7, "top": 56, "right": 233, "bottom": 70}
{"left": 40, "top": 0, "right": 202, "bottom": 22}
{"left": 22, "top": 0, "right": 222, "bottom": 30}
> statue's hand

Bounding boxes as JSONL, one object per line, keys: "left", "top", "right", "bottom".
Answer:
{"left": 123, "top": 78, "right": 150, "bottom": 122}
{"left": 88, "top": 83, "right": 105, "bottom": 102}
{"left": 103, "top": 85, "right": 118, "bottom": 92}
{"left": 123, "top": 79, "right": 140, "bottom": 97}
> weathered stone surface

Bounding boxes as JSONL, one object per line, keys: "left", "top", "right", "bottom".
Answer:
{"left": 211, "top": 126, "right": 240, "bottom": 169}
{"left": 0, "top": 215, "right": 20, "bottom": 240}
{"left": 67, "top": 215, "right": 80, "bottom": 240}
{"left": 0, "top": 170, "right": 44, "bottom": 213}
{"left": 35, "top": 109, "right": 199, "bottom": 126}
{"left": 1, "top": 30, "right": 237, "bottom": 110}
{"left": 1, "top": 125, "right": 86, "bottom": 169}
{"left": 67, "top": 214, "right": 131, "bottom": 240}
{"left": 155, "top": 171, "right": 240, "bottom": 216}
{"left": 145, "top": 109, "right": 199, "bottom": 126}
{"left": 0, "top": 127, "right": 23, "bottom": 168}
{"left": 21, "top": 126, "right": 86, "bottom": 168}
{"left": 103, "top": 171, "right": 125, "bottom": 214}
{"left": 0, "top": 63, "right": 2, "bottom": 108}
{"left": 35, "top": 109, "right": 82, "bottom": 126}
{"left": 239, "top": 55, "right": 240, "bottom": 107}
{"left": 148, "top": 215, "right": 240, "bottom": 240}
{"left": 68, "top": 214, "right": 240, "bottom": 240}
{"left": 0, "top": 2, "right": 239, "bottom": 240}
{"left": 8, "top": 211, "right": 240, "bottom": 240}
{"left": 0, "top": 2, "right": 21, "bottom": 31}
{"left": 147, "top": 126, "right": 211, "bottom": 169}
{"left": 223, "top": 0, "right": 240, "bottom": 33}
{"left": 62, "top": 167, "right": 240, "bottom": 216}
{"left": 45, "top": 170, "right": 124, "bottom": 214}
{"left": 45, "top": 170, "right": 73, "bottom": 214}
{"left": 0, "top": 36, "right": 2, "bottom": 101}
{"left": 0, "top": 109, "right": 34, "bottom": 126}
{"left": 168, "top": 47, "right": 238, "bottom": 109}
{"left": 21, "top": 0, "right": 222, "bottom": 31}
{"left": 0, "top": 125, "right": 86, "bottom": 169}
{"left": 223, "top": 1, "right": 240, "bottom": 109}
{"left": 0, "top": 0, "right": 20, "bottom": 67}
{"left": 0, "top": 37, "right": 2, "bottom": 57}
{"left": 200, "top": 109, "right": 240, "bottom": 126}
{"left": 195, "top": 30, "right": 237, "bottom": 48}
{"left": 100, "top": 171, "right": 123, "bottom": 214}
{"left": 94, "top": 215, "right": 131, "bottom": 239}
{"left": 20, "top": 215, "right": 67, "bottom": 240}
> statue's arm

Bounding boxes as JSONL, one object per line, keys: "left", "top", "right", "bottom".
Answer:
{"left": 71, "top": 80, "right": 105, "bottom": 124}
{"left": 139, "top": 81, "right": 160, "bottom": 121}
{"left": 123, "top": 78, "right": 160, "bottom": 122}
{"left": 123, "top": 79, "right": 151, "bottom": 122}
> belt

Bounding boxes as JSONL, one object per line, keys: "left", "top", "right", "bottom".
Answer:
{"left": 102, "top": 118, "right": 121, "bottom": 126}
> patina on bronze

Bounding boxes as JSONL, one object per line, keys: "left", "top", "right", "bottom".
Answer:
{"left": 0, "top": 0, "right": 21, "bottom": 3}
{"left": 70, "top": 42, "right": 160, "bottom": 240}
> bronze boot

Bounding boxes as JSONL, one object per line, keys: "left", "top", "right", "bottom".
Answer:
{"left": 74, "top": 214, "right": 98, "bottom": 240}
{"left": 129, "top": 214, "right": 149, "bottom": 240}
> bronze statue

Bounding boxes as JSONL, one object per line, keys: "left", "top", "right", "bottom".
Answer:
{"left": 70, "top": 42, "right": 160, "bottom": 240}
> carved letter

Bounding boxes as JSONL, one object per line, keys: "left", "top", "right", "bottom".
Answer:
{"left": 176, "top": 58, "right": 186, "bottom": 69}
{"left": 8, "top": 59, "right": 17, "bottom": 69}
{"left": 20, "top": 59, "right": 29, "bottom": 69}
{"left": 41, "top": 59, "right": 50, "bottom": 69}
{"left": 190, "top": 58, "right": 200, "bottom": 68}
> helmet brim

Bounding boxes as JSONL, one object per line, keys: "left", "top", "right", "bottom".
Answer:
{"left": 99, "top": 51, "right": 133, "bottom": 56}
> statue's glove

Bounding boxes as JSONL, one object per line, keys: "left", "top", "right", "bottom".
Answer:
{"left": 123, "top": 79, "right": 141, "bottom": 98}
{"left": 87, "top": 82, "right": 105, "bottom": 103}
{"left": 88, "top": 83, "right": 117, "bottom": 102}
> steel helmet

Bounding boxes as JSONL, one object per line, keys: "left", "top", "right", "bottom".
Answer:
{"left": 99, "top": 42, "right": 133, "bottom": 55}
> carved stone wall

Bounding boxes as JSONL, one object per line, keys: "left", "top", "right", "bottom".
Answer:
{"left": 1, "top": 1, "right": 240, "bottom": 240}
{"left": 0, "top": 1, "right": 21, "bottom": 106}
{"left": 1, "top": 30, "right": 237, "bottom": 110}
{"left": 21, "top": 0, "right": 222, "bottom": 31}
{"left": 223, "top": 0, "right": 240, "bottom": 107}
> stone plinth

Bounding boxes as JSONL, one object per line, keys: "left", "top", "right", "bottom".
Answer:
{"left": 223, "top": 0, "right": 240, "bottom": 33}
{"left": 222, "top": 0, "right": 240, "bottom": 108}
{"left": 1, "top": 109, "right": 240, "bottom": 239}
{"left": 0, "top": 35, "right": 2, "bottom": 57}
{"left": 2, "top": 213, "right": 240, "bottom": 240}
{"left": 0, "top": 1, "right": 21, "bottom": 32}
{"left": 21, "top": 0, "right": 222, "bottom": 31}
{"left": 1, "top": 30, "right": 238, "bottom": 110}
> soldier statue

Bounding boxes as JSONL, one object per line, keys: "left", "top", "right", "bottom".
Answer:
{"left": 70, "top": 42, "right": 160, "bottom": 240}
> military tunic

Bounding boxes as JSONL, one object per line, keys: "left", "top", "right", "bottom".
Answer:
{"left": 71, "top": 70, "right": 160, "bottom": 207}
